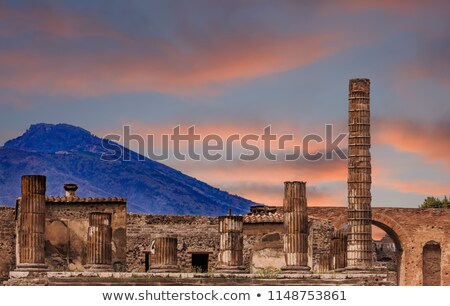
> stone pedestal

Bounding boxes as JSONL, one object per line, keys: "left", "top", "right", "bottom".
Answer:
{"left": 347, "top": 78, "right": 373, "bottom": 270}
{"left": 17, "top": 175, "right": 47, "bottom": 271}
{"left": 149, "top": 237, "right": 180, "bottom": 273}
{"left": 86, "top": 212, "right": 113, "bottom": 271}
{"left": 216, "top": 215, "right": 245, "bottom": 273}
{"left": 281, "top": 181, "right": 311, "bottom": 273}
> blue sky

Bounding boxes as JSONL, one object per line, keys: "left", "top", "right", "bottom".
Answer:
{"left": 1, "top": 0, "right": 450, "bottom": 209}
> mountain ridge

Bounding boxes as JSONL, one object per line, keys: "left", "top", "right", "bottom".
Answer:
{"left": 0, "top": 123, "right": 259, "bottom": 215}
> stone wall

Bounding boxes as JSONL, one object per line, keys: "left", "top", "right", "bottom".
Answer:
{"left": 1, "top": 205, "right": 449, "bottom": 286}
{"left": 126, "top": 214, "right": 220, "bottom": 272}
{"left": 309, "top": 207, "right": 450, "bottom": 285}
{"left": 244, "top": 223, "right": 284, "bottom": 273}
{"left": 309, "top": 218, "right": 334, "bottom": 273}
{"left": 44, "top": 202, "right": 127, "bottom": 271}
{"left": 0, "top": 207, "right": 15, "bottom": 279}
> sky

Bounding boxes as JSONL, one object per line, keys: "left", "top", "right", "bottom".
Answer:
{"left": 1, "top": 0, "right": 450, "bottom": 219}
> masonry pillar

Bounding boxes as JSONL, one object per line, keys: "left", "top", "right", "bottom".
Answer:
{"left": 17, "top": 175, "right": 47, "bottom": 271}
{"left": 332, "top": 229, "right": 347, "bottom": 270}
{"left": 149, "top": 237, "right": 180, "bottom": 273}
{"left": 86, "top": 212, "right": 113, "bottom": 271}
{"left": 217, "top": 215, "right": 245, "bottom": 273}
{"left": 281, "top": 181, "right": 311, "bottom": 273}
{"left": 347, "top": 78, "right": 373, "bottom": 270}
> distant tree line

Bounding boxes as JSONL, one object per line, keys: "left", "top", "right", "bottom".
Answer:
{"left": 419, "top": 196, "right": 449, "bottom": 208}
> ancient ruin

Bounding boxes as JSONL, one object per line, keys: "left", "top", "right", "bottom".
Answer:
{"left": 148, "top": 237, "right": 180, "bottom": 273}
{"left": 281, "top": 181, "right": 310, "bottom": 273}
{"left": 217, "top": 214, "right": 245, "bottom": 273}
{"left": 0, "top": 78, "right": 449, "bottom": 286}
{"left": 17, "top": 175, "right": 47, "bottom": 271}
{"left": 347, "top": 78, "right": 373, "bottom": 270}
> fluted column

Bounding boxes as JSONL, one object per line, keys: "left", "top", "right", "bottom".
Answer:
{"left": 86, "top": 212, "right": 113, "bottom": 271}
{"left": 332, "top": 229, "right": 347, "bottom": 270}
{"left": 281, "top": 181, "right": 311, "bottom": 273}
{"left": 347, "top": 78, "right": 373, "bottom": 269}
{"left": 17, "top": 175, "right": 47, "bottom": 271}
{"left": 217, "top": 215, "right": 245, "bottom": 273}
{"left": 149, "top": 237, "right": 180, "bottom": 272}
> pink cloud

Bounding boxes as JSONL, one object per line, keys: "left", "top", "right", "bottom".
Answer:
{"left": 0, "top": 3, "right": 119, "bottom": 39}
{"left": 374, "top": 119, "right": 450, "bottom": 169}
{"left": 1, "top": 1, "right": 394, "bottom": 101}
{"left": 0, "top": 27, "right": 355, "bottom": 98}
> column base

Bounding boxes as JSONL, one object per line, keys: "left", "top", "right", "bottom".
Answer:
{"left": 148, "top": 265, "right": 180, "bottom": 273}
{"left": 84, "top": 264, "right": 113, "bottom": 272}
{"left": 215, "top": 265, "right": 246, "bottom": 274}
{"left": 16, "top": 263, "right": 48, "bottom": 272}
{"left": 281, "top": 265, "right": 312, "bottom": 274}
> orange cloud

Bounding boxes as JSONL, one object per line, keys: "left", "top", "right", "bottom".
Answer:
{"left": 374, "top": 119, "right": 450, "bottom": 169}
{"left": 378, "top": 179, "right": 450, "bottom": 197}
{"left": 94, "top": 121, "right": 351, "bottom": 206}
{"left": 0, "top": 28, "right": 352, "bottom": 97}
{"left": 372, "top": 226, "right": 387, "bottom": 240}
{"left": 95, "top": 120, "right": 345, "bottom": 160}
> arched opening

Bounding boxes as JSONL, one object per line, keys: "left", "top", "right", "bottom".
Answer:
{"left": 371, "top": 222, "right": 403, "bottom": 285}
{"left": 423, "top": 241, "right": 441, "bottom": 286}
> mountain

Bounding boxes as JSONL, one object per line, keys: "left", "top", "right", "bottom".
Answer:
{"left": 0, "top": 123, "right": 259, "bottom": 215}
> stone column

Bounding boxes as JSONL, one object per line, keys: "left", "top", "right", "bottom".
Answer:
{"left": 149, "top": 237, "right": 180, "bottom": 273}
{"left": 332, "top": 229, "right": 347, "bottom": 270}
{"left": 281, "top": 181, "right": 311, "bottom": 273}
{"left": 217, "top": 215, "right": 245, "bottom": 273}
{"left": 347, "top": 78, "right": 373, "bottom": 270}
{"left": 17, "top": 175, "right": 47, "bottom": 271}
{"left": 86, "top": 212, "right": 113, "bottom": 271}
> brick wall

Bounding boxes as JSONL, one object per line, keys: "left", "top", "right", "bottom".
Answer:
{"left": 309, "top": 207, "right": 450, "bottom": 285}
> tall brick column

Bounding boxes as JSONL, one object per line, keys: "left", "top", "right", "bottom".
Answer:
{"left": 347, "top": 78, "right": 373, "bottom": 269}
{"left": 217, "top": 215, "right": 245, "bottom": 273}
{"left": 86, "top": 212, "right": 113, "bottom": 271}
{"left": 281, "top": 181, "right": 311, "bottom": 273}
{"left": 149, "top": 237, "right": 180, "bottom": 272}
{"left": 17, "top": 175, "right": 47, "bottom": 271}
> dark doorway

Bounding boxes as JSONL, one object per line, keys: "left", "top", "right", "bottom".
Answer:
{"left": 144, "top": 252, "right": 150, "bottom": 272}
{"left": 192, "top": 253, "right": 209, "bottom": 273}
{"left": 423, "top": 241, "right": 441, "bottom": 286}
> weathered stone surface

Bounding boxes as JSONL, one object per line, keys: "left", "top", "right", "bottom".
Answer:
{"left": 1, "top": 205, "right": 449, "bottom": 286}
{"left": 217, "top": 215, "right": 245, "bottom": 272}
{"left": 45, "top": 202, "right": 126, "bottom": 272}
{"left": 126, "top": 214, "right": 219, "bottom": 273}
{"left": 282, "top": 181, "right": 310, "bottom": 272}
{"left": 423, "top": 241, "right": 441, "bottom": 286}
{"left": 86, "top": 212, "right": 113, "bottom": 271}
{"left": 17, "top": 175, "right": 47, "bottom": 271}
{"left": 347, "top": 78, "right": 373, "bottom": 269}
{"left": 149, "top": 236, "right": 180, "bottom": 272}
{"left": 5, "top": 271, "right": 394, "bottom": 286}
{"left": 308, "top": 206, "right": 450, "bottom": 285}
{"left": 0, "top": 207, "right": 15, "bottom": 279}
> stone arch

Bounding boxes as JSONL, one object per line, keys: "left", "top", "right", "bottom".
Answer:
{"left": 422, "top": 241, "right": 441, "bottom": 286}
{"left": 371, "top": 211, "right": 409, "bottom": 285}
{"left": 371, "top": 211, "right": 408, "bottom": 252}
